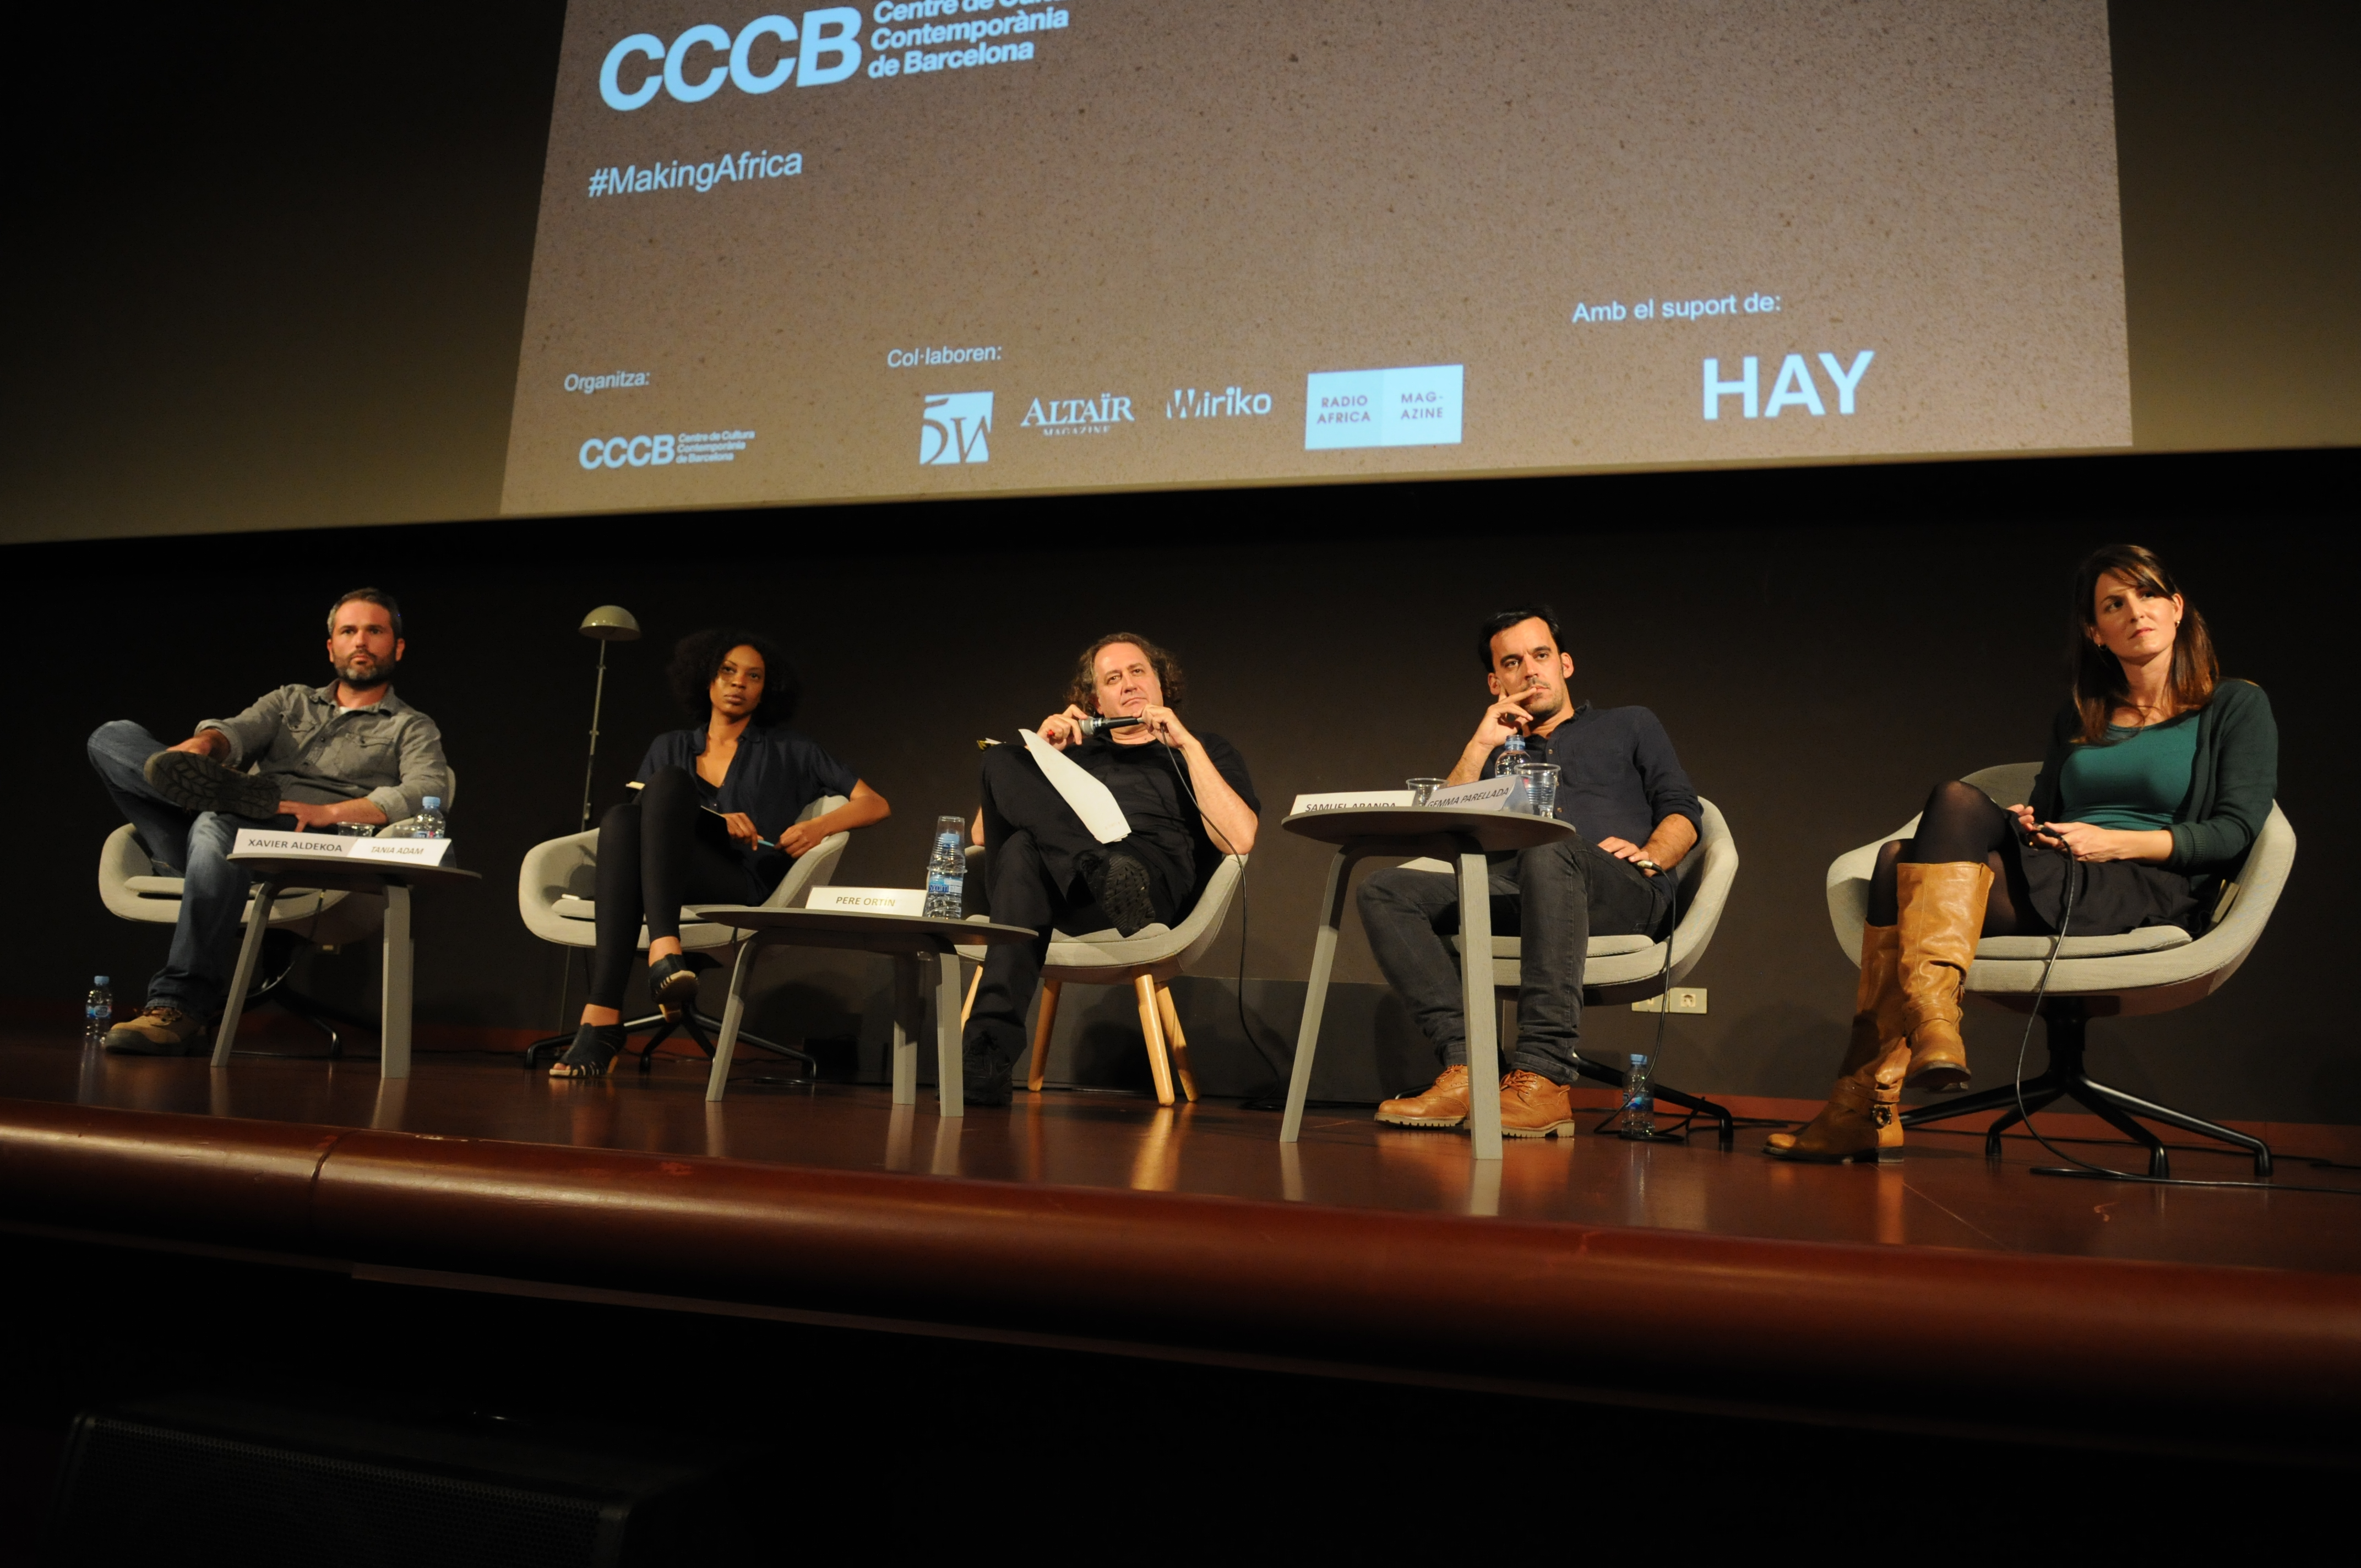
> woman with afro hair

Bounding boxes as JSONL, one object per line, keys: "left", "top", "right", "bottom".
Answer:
{"left": 551, "top": 628, "right": 890, "bottom": 1076}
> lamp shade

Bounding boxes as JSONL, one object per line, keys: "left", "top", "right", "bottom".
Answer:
{"left": 579, "top": 605, "right": 641, "bottom": 641}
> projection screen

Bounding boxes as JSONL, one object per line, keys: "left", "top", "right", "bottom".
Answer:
{"left": 500, "top": 1, "right": 2131, "bottom": 515}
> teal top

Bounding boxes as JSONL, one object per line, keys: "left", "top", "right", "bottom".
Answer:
{"left": 2057, "top": 712, "right": 2200, "bottom": 831}
{"left": 2029, "top": 679, "right": 2278, "bottom": 894}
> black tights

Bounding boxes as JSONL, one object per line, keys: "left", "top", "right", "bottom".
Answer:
{"left": 1864, "top": 779, "right": 2050, "bottom": 937}
{"left": 587, "top": 766, "right": 752, "bottom": 1010}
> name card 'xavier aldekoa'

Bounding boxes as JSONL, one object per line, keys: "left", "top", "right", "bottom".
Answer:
{"left": 230, "top": 829, "right": 452, "bottom": 867}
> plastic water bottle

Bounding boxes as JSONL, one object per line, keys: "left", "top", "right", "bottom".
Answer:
{"left": 924, "top": 815, "right": 966, "bottom": 919}
{"left": 84, "top": 977, "right": 113, "bottom": 1045}
{"left": 1619, "top": 1053, "right": 1655, "bottom": 1136}
{"left": 413, "top": 796, "right": 447, "bottom": 839}
{"left": 1492, "top": 732, "right": 1528, "bottom": 778}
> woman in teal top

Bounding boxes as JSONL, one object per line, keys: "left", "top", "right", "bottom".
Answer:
{"left": 1769, "top": 544, "right": 2278, "bottom": 1164}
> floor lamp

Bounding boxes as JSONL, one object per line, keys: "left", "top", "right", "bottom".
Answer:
{"left": 552, "top": 606, "right": 640, "bottom": 1033}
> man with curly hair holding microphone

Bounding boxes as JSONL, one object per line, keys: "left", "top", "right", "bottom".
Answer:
{"left": 960, "top": 633, "right": 1259, "bottom": 1106}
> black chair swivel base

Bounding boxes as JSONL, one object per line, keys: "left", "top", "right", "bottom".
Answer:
{"left": 1899, "top": 1000, "right": 2271, "bottom": 1179}
{"left": 521, "top": 1011, "right": 817, "bottom": 1080}
{"left": 1571, "top": 1053, "right": 1735, "bottom": 1151}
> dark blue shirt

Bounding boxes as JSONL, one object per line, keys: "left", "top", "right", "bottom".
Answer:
{"left": 1481, "top": 701, "right": 1700, "bottom": 847}
{"left": 637, "top": 724, "right": 859, "bottom": 899}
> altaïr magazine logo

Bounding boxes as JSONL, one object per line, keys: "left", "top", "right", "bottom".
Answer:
{"left": 1020, "top": 393, "right": 1134, "bottom": 437}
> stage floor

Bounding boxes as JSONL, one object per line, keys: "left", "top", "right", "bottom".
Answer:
{"left": 4, "top": 1034, "right": 2357, "bottom": 1277}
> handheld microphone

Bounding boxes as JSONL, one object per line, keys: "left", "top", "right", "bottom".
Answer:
{"left": 1079, "top": 714, "right": 1147, "bottom": 737}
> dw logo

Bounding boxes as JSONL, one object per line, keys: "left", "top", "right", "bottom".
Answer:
{"left": 921, "top": 392, "right": 993, "bottom": 465}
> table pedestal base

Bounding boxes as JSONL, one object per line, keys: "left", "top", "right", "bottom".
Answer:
{"left": 1281, "top": 835, "right": 1503, "bottom": 1161}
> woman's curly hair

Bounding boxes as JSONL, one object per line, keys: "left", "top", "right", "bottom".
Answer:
{"left": 1065, "top": 631, "right": 1188, "bottom": 715}
{"left": 667, "top": 628, "right": 801, "bottom": 727}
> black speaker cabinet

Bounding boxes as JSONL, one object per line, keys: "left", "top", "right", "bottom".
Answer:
{"left": 47, "top": 1395, "right": 752, "bottom": 1567}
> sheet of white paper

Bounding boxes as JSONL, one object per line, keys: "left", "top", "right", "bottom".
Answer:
{"left": 1021, "top": 729, "right": 1131, "bottom": 845}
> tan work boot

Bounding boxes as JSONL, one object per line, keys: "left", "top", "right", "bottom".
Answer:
{"left": 1895, "top": 861, "right": 1992, "bottom": 1092}
{"left": 1764, "top": 1042, "right": 1911, "bottom": 1163}
{"left": 1499, "top": 1070, "right": 1577, "bottom": 1138}
{"left": 1376, "top": 1065, "right": 1470, "bottom": 1128}
{"left": 102, "top": 1006, "right": 207, "bottom": 1057}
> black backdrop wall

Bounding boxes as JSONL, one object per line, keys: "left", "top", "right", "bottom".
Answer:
{"left": 6, "top": 452, "right": 2351, "bottom": 1120}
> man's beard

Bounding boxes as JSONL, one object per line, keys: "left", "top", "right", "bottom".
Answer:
{"left": 1520, "top": 683, "right": 1564, "bottom": 720}
{"left": 336, "top": 654, "right": 394, "bottom": 688}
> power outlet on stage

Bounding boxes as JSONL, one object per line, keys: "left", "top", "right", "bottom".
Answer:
{"left": 1633, "top": 988, "right": 1707, "bottom": 1016}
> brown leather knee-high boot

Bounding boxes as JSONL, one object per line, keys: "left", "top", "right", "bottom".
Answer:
{"left": 1765, "top": 926, "right": 1908, "bottom": 1162}
{"left": 1895, "top": 861, "right": 1992, "bottom": 1092}
{"left": 1837, "top": 923, "right": 1903, "bottom": 1079}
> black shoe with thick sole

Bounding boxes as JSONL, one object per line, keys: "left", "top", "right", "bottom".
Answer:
{"left": 648, "top": 954, "right": 700, "bottom": 1021}
{"left": 550, "top": 1022, "right": 628, "bottom": 1078}
{"left": 1076, "top": 846, "right": 1158, "bottom": 938}
{"left": 961, "top": 1022, "right": 1019, "bottom": 1106}
{"left": 143, "top": 750, "right": 282, "bottom": 820}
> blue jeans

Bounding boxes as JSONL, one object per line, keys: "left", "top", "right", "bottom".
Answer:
{"left": 1358, "top": 839, "right": 1674, "bottom": 1085}
{"left": 86, "top": 720, "right": 281, "bottom": 1017}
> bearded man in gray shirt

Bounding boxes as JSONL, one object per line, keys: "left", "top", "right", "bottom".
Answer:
{"left": 85, "top": 587, "right": 451, "bottom": 1054}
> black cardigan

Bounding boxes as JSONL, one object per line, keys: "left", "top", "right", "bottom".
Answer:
{"left": 2027, "top": 678, "right": 2278, "bottom": 884}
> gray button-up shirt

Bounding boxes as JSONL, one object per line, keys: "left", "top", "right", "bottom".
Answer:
{"left": 199, "top": 683, "right": 451, "bottom": 823}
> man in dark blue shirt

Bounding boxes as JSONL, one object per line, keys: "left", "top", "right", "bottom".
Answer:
{"left": 1359, "top": 605, "right": 1701, "bottom": 1137}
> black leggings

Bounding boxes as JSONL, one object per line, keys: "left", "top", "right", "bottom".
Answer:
{"left": 1865, "top": 779, "right": 2052, "bottom": 937}
{"left": 587, "top": 766, "right": 755, "bottom": 1010}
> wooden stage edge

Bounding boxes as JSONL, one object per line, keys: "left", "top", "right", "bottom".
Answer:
{"left": 3, "top": 1096, "right": 2357, "bottom": 1462}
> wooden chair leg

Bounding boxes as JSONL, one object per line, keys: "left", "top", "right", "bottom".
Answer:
{"left": 1156, "top": 982, "right": 1198, "bottom": 1103}
{"left": 959, "top": 963, "right": 982, "bottom": 1026}
{"left": 1026, "top": 978, "right": 1062, "bottom": 1092}
{"left": 1134, "top": 974, "right": 1177, "bottom": 1107}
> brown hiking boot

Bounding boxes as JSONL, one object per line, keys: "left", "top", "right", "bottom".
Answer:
{"left": 142, "top": 749, "right": 281, "bottom": 820}
{"left": 1499, "top": 1070, "right": 1577, "bottom": 1139}
{"left": 102, "top": 1006, "right": 208, "bottom": 1057}
{"left": 1376, "top": 1065, "right": 1470, "bottom": 1129}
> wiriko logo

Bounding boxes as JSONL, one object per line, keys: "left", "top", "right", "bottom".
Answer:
{"left": 1164, "top": 386, "right": 1273, "bottom": 420}
{"left": 600, "top": 9, "right": 863, "bottom": 110}
{"left": 921, "top": 392, "right": 993, "bottom": 465}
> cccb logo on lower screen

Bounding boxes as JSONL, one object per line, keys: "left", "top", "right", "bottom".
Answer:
{"left": 579, "top": 434, "right": 676, "bottom": 469}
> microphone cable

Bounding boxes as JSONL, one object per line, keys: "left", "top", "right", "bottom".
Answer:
{"left": 1151, "top": 733, "right": 1294, "bottom": 1093}
{"left": 2004, "top": 839, "right": 2361, "bottom": 1197}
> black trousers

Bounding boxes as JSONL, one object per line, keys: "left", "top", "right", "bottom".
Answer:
{"left": 962, "top": 742, "right": 1182, "bottom": 1063}
{"left": 587, "top": 766, "right": 758, "bottom": 1011}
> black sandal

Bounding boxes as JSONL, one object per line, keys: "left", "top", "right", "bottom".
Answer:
{"left": 648, "top": 954, "right": 700, "bottom": 1021}
{"left": 549, "top": 1022, "right": 627, "bottom": 1078}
